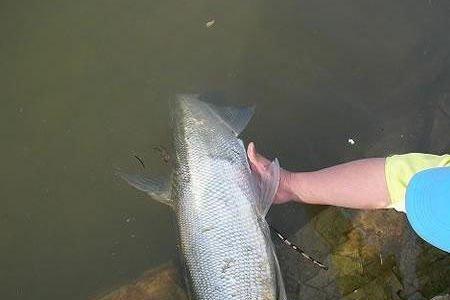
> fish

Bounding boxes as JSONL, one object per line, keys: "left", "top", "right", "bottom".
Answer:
{"left": 118, "top": 94, "right": 287, "bottom": 300}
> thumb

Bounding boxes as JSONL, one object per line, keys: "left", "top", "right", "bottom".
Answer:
{"left": 247, "top": 142, "right": 271, "bottom": 175}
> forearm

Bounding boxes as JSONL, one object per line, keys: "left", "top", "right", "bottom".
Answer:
{"left": 287, "top": 158, "right": 391, "bottom": 209}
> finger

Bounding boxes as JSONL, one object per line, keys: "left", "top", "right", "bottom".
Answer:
{"left": 248, "top": 142, "right": 265, "bottom": 167}
{"left": 247, "top": 142, "right": 258, "bottom": 172}
{"left": 247, "top": 142, "right": 256, "bottom": 162}
{"left": 247, "top": 142, "right": 271, "bottom": 174}
{"left": 250, "top": 143, "right": 270, "bottom": 165}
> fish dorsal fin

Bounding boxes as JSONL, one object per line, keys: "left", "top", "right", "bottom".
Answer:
{"left": 206, "top": 102, "right": 255, "bottom": 136}
{"left": 254, "top": 158, "right": 281, "bottom": 217}
{"left": 116, "top": 171, "right": 173, "bottom": 208}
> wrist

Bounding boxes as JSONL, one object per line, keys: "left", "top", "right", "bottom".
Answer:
{"left": 288, "top": 171, "right": 311, "bottom": 203}
{"left": 282, "top": 170, "right": 302, "bottom": 202}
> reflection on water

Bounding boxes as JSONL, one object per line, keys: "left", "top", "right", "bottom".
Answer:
{"left": 1, "top": 0, "right": 449, "bottom": 299}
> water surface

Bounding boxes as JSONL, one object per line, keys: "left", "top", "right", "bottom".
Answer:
{"left": 1, "top": 1, "right": 450, "bottom": 299}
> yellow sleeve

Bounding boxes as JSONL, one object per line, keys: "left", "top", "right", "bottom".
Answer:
{"left": 385, "top": 153, "right": 450, "bottom": 212}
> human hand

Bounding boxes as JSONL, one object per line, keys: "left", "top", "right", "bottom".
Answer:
{"left": 247, "top": 142, "right": 297, "bottom": 204}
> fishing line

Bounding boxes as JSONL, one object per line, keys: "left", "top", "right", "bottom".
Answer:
{"left": 269, "top": 225, "right": 328, "bottom": 270}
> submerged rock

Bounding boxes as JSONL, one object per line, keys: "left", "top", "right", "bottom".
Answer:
{"left": 276, "top": 207, "right": 450, "bottom": 300}
{"left": 91, "top": 263, "right": 187, "bottom": 300}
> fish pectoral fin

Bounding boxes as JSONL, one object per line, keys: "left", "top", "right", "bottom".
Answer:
{"left": 254, "top": 158, "right": 281, "bottom": 217}
{"left": 206, "top": 102, "right": 255, "bottom": 136}
{"left": 116, "top": 171, "right": 173, "bottom": 207}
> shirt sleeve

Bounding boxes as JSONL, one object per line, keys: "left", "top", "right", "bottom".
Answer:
{"left": 385, "top": 153, "right": 450, "bottom": 212}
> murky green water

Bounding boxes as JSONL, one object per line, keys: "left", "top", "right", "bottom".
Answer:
{"left": 1, "top": 1, "right": 450, "bottom": 299}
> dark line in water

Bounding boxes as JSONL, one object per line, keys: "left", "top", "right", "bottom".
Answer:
{"left": 133, "top": 155, "right": 146, "bottom": 169}
{"left": 269, "top": 224, "right": 328, "bottom": 271}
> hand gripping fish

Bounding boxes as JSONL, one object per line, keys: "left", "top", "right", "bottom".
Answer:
{"left": 118, "top": 94, "right": 287, "bottom": 300}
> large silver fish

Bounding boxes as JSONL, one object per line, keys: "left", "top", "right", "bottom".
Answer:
{"left": 120, "top": 94, "right": 287, "bottom": 300}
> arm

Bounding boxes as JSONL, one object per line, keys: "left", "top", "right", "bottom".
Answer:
{"left": 247, "top": 142, "right": 390, "bottom": 209}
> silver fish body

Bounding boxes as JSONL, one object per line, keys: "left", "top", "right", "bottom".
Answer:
{"left": 120, "top": 95, "right": 285, "bottom": 300}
